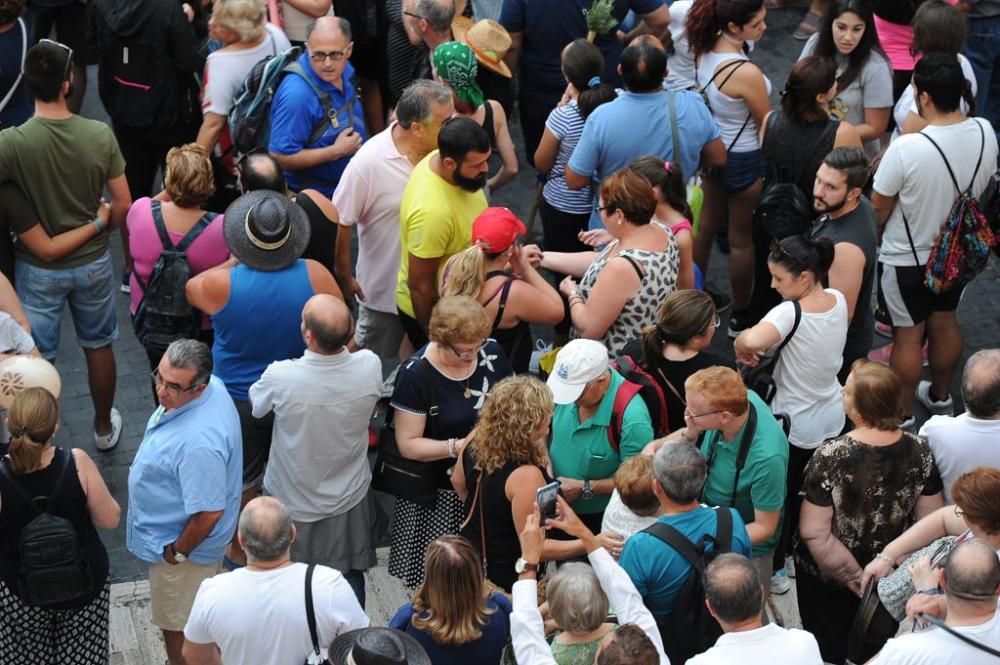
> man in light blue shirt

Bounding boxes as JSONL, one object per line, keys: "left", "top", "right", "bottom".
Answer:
{"left": 566, "top": 35, "right": 725, "bottom": 227}
{"left": 126, "top": 339, "right": 243, "bottom": 665}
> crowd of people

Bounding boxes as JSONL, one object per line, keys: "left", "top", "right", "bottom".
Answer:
{"left": 1, "top": 0, "right": 1000, "bottom": 663}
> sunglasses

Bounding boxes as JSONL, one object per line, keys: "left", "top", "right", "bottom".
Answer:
{"left": 39, "top": 38, "right": 73, "bottom": 82}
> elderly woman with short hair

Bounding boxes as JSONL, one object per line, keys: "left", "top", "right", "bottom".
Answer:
{"left": 196, "top": 0, "right": 291, "bottom": 155}
{"left": 388, "top": 296, "right": 513, "bottom": 589}
{"left": 546, "top": 563, "right": 616, "bottom": 664}
{"left": 601, "top": 455, "right": 660, "bottom": 540}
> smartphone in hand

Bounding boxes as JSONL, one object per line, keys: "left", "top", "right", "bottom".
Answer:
{"left": 537, "top": 480, "right": 561, "bottom": 525}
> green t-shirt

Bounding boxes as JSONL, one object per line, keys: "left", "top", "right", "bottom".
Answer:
{"left": 549, "top": 369, "right": 654, "bottom": 514}
{"left": 698, "top": 390, "right": 789, "bottom": 557}
{"left": 0, "top": 115, "right": 125, "bottom": 268}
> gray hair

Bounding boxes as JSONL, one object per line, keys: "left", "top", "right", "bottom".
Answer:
{"left": 547, "top": 563, "right": 609, "bottom": 634}
{"left": 653, "top": 442, "right": 707, "bottom": 504}
{"left": 415, "top": 0, "right": 454, "bottom": 34}
{"left": 704, "top": 553, "right": 763, "bottom": 623}
{"left": 962, "top": 349, "right": 1000, "bottom": 419}
{"left": 305, "top": 15, "right": 352, "bottom": 42}
{"left": 165, "top": 339, "right": 212, "bottom": 387}
{"left": 238, "top": 497, "right": 294, "bottom": 562}
{"left": 396, "top": 79, "right": 453, "bottom": 129}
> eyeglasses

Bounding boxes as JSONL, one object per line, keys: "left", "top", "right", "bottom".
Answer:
{"left": 448, "top": 339, "right": 488, "bottom": 360}
{"left": 955, "top": 505, "right": 965, "bottom": 518}
{"left": 403, "top": 10, "right": 426, "bottom": 20}
{"left": 711, "top": 315, "right": 721, "bottom": 329}
{"left": 308, "top": 49, "right": 348, "bottom": 63}
{"left": 685, "top": 408, "right": 726, "bottom": 419}
{"left": 39, "top": 38, "right": 73, "bottom": 82}
{"left": 151, "top": 368, "right": 202, "bottom": 396}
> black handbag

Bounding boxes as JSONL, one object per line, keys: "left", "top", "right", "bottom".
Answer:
{"left": 846, "top": 579, "right": 899, "bottom": 665}
{"left": 370, "top": 357, "right": 449, "bottom": 508}
{"left": 739, "top": 300, "right": 801, "bottom": 404}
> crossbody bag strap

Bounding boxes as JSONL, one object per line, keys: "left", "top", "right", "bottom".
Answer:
{"left": 458, "top": 471, "right": 488, "bottom": 573}
{"left": 654, "top": 365, "right": 686, "bottom": 405}
{"left": 413, "top": 356, "right": 440, "bottom": 440}
{"left": 304, "top": 563, "right": 322, "bottom": 658}
{"left": 729, "top": 404, "right": 757, "bottom": 505}
{"left": 900, "top": 209, "right": 922, "bottom": 268}
{"left": 772, "top": 300, "right": 801, "bottom": 358}
{"left": 667, "top": 90, "right": 681, "bottom": 165}
{"left": 0, "top": 18, "right": 27, "bottom": 115}
{"left": 920, "top": 614, "right": 1000, "bottom": 658}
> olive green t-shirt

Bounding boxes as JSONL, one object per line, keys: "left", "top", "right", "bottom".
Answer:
{"left": 0, "top": 115, "right": 125, "bottom": 268}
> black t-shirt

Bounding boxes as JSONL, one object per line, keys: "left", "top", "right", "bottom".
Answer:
{"left": 621, "top": 338, "right": 734, "bottom": 432}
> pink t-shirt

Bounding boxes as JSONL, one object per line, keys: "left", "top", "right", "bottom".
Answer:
{"left": 331, "top": 121, "right": 416, "bottom": 314}
{"left": 874, "top": 0, "right": 959, "bottom": 72}
{"left": 126, "top": 197, "right": 230, "bottom": 326}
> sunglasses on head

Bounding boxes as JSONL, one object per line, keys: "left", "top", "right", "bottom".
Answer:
{"left": 39, "top": 38, "right": 73, "bottom": 82}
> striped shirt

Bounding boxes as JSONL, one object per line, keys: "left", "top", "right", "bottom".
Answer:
{"left": 542, "top": 101, "right": 592, "bottom": 214}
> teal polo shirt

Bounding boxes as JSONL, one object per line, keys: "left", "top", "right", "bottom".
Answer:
{"left": 698, "top": 390, "right": 789, "bottom": 557}
{"left": 550, "top": 369, "right": 654, "bottom": 514}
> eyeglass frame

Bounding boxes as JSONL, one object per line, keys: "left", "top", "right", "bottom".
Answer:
{"left": 447, "top": 339, "right": 488, "bottom": 360}
{"left": 39, "top": 38, "right": 73, "bottom": 82}
{"left": 308, "top": 48, "right": 349, "bottom": 63}
{"left": 685, "top": 408, "right": 726, "bottom": 420}
{"left": 151, "top": 368, "right": 205, "bottom": 396}
{"left": 402, "top": 10, "right": 426, "bottom": 20}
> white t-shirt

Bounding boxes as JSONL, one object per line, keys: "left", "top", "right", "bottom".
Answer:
{"left": 202, "top": 24, "right": 292, "bottom": 117}
{"left": 919, "top": 413, "right": 1000, "bottom": 504}
{"left": 183, "top": 563, "right": 369, "bottom": 665}
{"left": 891, "top": 55, "right": 977, "bottom": 140}
{"left": 665, "top": 1, "right": 695, "bottom": 91}
{"left": 875, "top": 117, "right": 999, "bottom": 267}
{"left": 0, "top": 311, "right": 35, "bottom": 354}
{"left": 688, "top": 623, "right": 823, "bottom": 665}
{"left": 762, "top": 290, "right": 847, "bottom": 448}
{"left": 874, "top": 612, "right": 1000, "bottom": 665}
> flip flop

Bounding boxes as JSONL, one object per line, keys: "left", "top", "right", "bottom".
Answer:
{"left": 793, "top": 9, "right": 823, "bottom": 40}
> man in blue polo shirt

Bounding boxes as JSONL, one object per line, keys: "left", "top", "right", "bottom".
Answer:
{"left": 126, "top": 339, "right": 243, "bottom": 665}
{"left": 269, "top": 16, "right": 367, "bottom": 196}
{"left": 566, "top": 35, "right": 725, "bottom": 228}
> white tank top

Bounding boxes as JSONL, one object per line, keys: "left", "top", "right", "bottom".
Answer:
{"left": 696, "top": 50, "right": 771, "bottom": 153}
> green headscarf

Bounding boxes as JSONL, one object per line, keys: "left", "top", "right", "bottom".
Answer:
{"left": 432, "top": 41, "right": 484, "bottom": 108}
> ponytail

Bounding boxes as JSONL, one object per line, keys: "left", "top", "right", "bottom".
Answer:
{"left": 686, "top": 0, "right": 764, "bottom": 56}
{"left": 561, "top": 39, "right": 617, "bottom": 119}
{"left": 640, "top": 290, "right": 716, "bottom": 362}
{"left": 6, "top": 387, "right": 59, "bottom": 475}
{"left": 440, "top": 245, "right": 487, "bottom": 298}
{"left": 628, "top": 155, "right": 694, "bottom": 221}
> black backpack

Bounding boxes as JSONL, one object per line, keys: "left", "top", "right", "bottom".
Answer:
{"left": 644, "top": 507, "right": 733, "bottom": 664}
{"left": 0, "top": 452, "right": 95, "bottom": 609}
{"left": 131, "top": 201, "right": 216, "bottom": 350}
{"left": 755, "top": 115, "right": 817, "bottom": 241}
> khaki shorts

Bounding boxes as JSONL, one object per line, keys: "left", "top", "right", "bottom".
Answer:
{"left": 149, "top": 560, "right": 222, "bottom": 632}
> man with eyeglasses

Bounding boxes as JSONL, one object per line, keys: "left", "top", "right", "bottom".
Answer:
{"left": 126, "top": 339, "right": 243, "bottom": 665}
{"left": 647, "top": 366, "right": 788, "bottom": 590}
{"left": 0, "top": 39, "right": 131, "bottom": 451}
{"left": 269, "top": 16, "right": 367, "bottom": 198}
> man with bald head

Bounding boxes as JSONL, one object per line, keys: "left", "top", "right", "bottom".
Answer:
{"left": 249, "top": 295, "right": 383, "bottom": 607}
{"left": 183, "top": 497, "right": 369, "bottom": 665}
{"left": 269, "top": 16, "right": 367, "bottom": 197}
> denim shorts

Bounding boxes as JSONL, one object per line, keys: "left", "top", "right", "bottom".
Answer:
{"left": 15, "top": 252, "right": 119, "bottom": 359}
{"left": 718, "top": 149, "right": 766, "bottom": 193}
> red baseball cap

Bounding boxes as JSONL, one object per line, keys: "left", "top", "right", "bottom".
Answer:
{"left": 472, "top": 207, "right": 527, "bottom": 253}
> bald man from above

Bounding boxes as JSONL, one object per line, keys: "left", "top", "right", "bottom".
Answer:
{"left": 249, "top": 295, "right": 384, "bottom": 608}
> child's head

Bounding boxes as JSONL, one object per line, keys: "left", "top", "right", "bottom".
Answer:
{"left": 628, "top": 155, "right": 692, "bottom": 219}
{"left": 561, "top": 39, "right": 616, "bottom": 119}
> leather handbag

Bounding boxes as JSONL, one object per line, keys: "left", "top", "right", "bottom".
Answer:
{"left": 846, "top": 579, "right": 899, "bottom": 665}
{"left": 370, "top": 357, "right": 448, "bottom": 508}
{"left": 740, "top": 300, "right": 801, "bottom": 404}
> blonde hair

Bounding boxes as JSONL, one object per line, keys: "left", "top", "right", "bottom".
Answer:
{"left": 685, "top": 366, "right": 748, "bottom": 416}
{"left": 6, "top": 387, "right": 59, "bottom": 475}
{"left": 428, "top": 295, "right": 491, "bottom": 346}
{"left": 441, "top": 246, "right": 488, "bottom": 299}
{"left": 213, "top": 0, "right": 266, "bottom": 41}
{"left": 615, "top": 455, "right": 658, "bottom": 517}
{"left": 471, "top": 376, "right": 552, "bottom": 474}
{"left": 164, "top": 143, "right": 215, "bottom": 209}
{"left": 411, "top": 535, "right": 495, "bottom": 644}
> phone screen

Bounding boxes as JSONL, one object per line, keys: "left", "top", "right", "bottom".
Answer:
{"left": 536, "top": 481, "right": 560, "bottom": 524}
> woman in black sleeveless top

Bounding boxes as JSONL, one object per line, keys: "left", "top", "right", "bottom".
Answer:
{"left": 440, "top": 208, "right": 563, "bottom": 374}
{"left": 0, "top": 387, "right": 121, "bottom": 665}
{"left": 749, "top": 55, "right": 863, "bottom": 322}
{"left": 453, "top": 376, "right": 596, "bottom": 592}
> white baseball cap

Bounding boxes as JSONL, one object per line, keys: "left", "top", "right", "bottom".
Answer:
{"left": 546, "top": 339, "right": 610, "bottom": 405}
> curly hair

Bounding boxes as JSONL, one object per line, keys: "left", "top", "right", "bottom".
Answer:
{"left": 470, "top": 375, "right": 552, "bottom": 474}
{"left": 164, "top": 143, "right": 215, "bottom": 209}
{"left": 428, "top": 295, "right": 491, "bottom": 346}
{"left": 0, "top": 0, "right": 26, "bottom": 25}
{"left": 212, "top": 0, "right": 266, "bottom": 42}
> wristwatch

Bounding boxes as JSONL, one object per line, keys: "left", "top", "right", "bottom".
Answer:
{"left": 168, "top": 542, "right": 188, "bottom": 564}
{"left": 581, "top": 479, "right": 594, "bottom": 501}
{"left": 515, "top": 557, "right": 539, "bottom": 574}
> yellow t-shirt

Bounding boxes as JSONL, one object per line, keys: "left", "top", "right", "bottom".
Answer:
{"left": 395, "top": 151, "right": 488, "bottom": 318}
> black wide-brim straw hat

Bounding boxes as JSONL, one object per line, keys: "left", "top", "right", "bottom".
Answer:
{"left": 329, "top": 627, "right": 432, "bottom": 665}
{"left": 223, "top": 190, "right": 311, "bottom": 271}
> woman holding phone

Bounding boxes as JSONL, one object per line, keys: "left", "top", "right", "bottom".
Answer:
{"left": 452, "top": 376, "right": 622, "bottom": 591}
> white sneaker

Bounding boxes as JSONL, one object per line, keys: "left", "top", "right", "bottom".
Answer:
{"left": 916, "top": 380, "right": 954, "bottom": 417}
{"left": 784, "top": 555, "right": 796, "bottom": 579}
{"left": 94, "top": 407, "right": 123, "bottom": 451}
{"left": 771, "top": 570, "right": 792, "bottom": 595}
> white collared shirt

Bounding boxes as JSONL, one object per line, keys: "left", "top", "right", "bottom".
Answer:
{"left": 250, "top": 348, "right": 382, "bottom": 522}
{"left": 511, "top": 548, "right": 669, "bottom": 665}
{"left": 687, "top": 623, "right": 822, "bottom": 665}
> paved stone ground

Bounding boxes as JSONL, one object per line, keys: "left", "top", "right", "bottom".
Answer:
{"left": 56, "top": 6, "right": 998, "bottom": 656}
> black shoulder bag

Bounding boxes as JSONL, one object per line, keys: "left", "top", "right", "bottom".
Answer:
{"left": 740, "top": 300, "right": 801, "bottom": 404}
{"left": 370, "top": 356, "right": 447, "bottom": 508}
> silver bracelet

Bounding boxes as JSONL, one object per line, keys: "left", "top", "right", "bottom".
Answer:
{"left": 875, "top": 552, "right": 895, "bottom": 566}
{"left": 447, "top": 438, "right": 457, "bottom": 459}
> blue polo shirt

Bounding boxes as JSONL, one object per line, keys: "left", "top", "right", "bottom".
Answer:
{"left": 500, "top": 0, "right": 665, "bottom": 93}
{"left": 126, "top": 376, "right": 243, "bottom": 565}
{"left": 569, "top": 88, "right": 719, "bottom": 227}
{"left": 620, "top": 506, "right": 751, "bottom": 622}
{"left": 268, "top": 55, "right": 367, "bottom": 197}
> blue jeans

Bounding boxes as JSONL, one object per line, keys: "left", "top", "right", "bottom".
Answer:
{"left": 964, "top": 15, "right": 1000, "bottom": 146}
{"left": 15, "top": 252, "right": 118, "bottom": 359}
